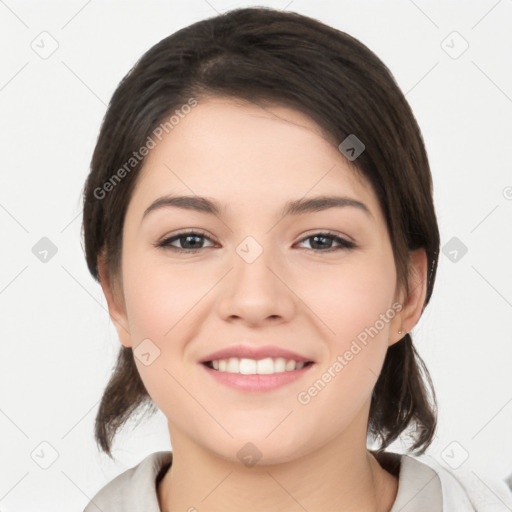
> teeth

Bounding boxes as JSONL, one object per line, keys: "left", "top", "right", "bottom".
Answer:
{"left": 208, "top": 357, "right": 307, "bottom": 374}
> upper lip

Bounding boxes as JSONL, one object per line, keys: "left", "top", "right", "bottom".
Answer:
{"left": 199, "top": 344, "right": 315, "bottom": 364}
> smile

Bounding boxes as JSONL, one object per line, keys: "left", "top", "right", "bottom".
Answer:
{"left": 204, "top": 357, "right": 314, "bottom": 374}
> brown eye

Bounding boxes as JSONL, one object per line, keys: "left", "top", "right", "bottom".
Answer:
{"left": 157, "top": 230, "right": 216, "bottom": 252}
{"left": 297, "top": 232, "right": 355, "bottom": 251}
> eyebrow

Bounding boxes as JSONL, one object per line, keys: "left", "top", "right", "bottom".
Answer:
{"left": 142, "top": 194, "right": 372, "bottom": 222}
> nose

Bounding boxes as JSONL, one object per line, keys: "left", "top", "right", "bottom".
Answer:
{"left": 215, "top": 242, "right": 297, "bottom": 327}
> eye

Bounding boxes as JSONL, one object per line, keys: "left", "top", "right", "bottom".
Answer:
{"left": 296, "top": 231, "right": 356, "bottom": 252}
{"left": 156, "top": 230, "right": 216, "bottom": 253}
{"left": 156, "top": 230, "right": 355, "bottom": 253}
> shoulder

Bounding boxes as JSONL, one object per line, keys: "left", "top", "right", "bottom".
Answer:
{"left": 388, "top": 451, "right": 512, "bottom": 512}
{"left": 83, "top": 451, "right": 173, "bottom": 512}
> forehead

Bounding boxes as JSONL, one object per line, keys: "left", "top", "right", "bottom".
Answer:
{"left": 128, "top": 97, "right": 379, "bottom": 219}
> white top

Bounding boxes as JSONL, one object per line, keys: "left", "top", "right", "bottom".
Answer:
{"left": 83, "top": 450, "right": 512, "bottom": 511}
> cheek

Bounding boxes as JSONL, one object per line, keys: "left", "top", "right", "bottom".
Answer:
{"left": 303, "top": 252, "right": 396, "bottom": 343}
{"left": 122, "top": 250, "right": 206, "bottom": 341}
{"left": 302, "top": 252, "right": 396, "bottom": 399}
{"left": 120, "top": 251, "right": 213, "bottom": 409}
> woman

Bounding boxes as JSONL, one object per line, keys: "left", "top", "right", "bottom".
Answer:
{"left": 81, "top": 7, "right": 512, "bottom": 511}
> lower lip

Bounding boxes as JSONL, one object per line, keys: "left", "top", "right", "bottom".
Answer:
{"left": 200, "top": 363, "right": 315, "bottom": 392}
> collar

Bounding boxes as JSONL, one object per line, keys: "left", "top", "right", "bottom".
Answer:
{"left": 84, "top": 450, "right": 512, "bottom": 511}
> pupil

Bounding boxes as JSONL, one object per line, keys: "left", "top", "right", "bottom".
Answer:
{"left": 313, "top": 235, "right": 330, "bottom": 249}
{"left": 185, "top": 235, "right": 201, "bottom": 248}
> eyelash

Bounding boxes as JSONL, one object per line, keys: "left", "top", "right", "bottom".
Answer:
{"left": 155, "top": 229, "right": 356, "bottom": 253}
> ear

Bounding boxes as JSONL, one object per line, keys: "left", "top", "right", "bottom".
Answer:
{"left": 389, "top": 248, "right": 428, "bottom": 346}
{"left": 97, "top": 251, "right": 132, "bottom": 348}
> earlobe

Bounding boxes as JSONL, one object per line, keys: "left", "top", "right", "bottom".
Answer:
{"left": 389, "top": 249, "right": 428, "bottom": 346}
{"left": 97, "top": 251, "right": 132, "bottom": 348}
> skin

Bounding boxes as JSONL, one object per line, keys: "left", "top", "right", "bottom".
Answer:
{"left": 98, "top": 96, "right": 427, "bottom": 512}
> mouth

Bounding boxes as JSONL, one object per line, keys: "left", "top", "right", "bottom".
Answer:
{"left": 202, "top": 359, "right": 315, "bottom": 374}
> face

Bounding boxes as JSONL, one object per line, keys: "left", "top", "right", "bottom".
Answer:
{"left": 106, "top": 97, "right": 409, "bottom": 464}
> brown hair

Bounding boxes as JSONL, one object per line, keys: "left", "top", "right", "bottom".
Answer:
{"left": 81, "top": 6, "right": 439, "bottom": 459}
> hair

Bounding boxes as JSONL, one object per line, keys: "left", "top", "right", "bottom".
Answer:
{"left": 81, "top": 6, "right": 440, "bottom": 459}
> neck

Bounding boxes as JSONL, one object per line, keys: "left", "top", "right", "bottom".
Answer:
{"left": 157, "top": 425, "right": 398, "bottom": 512}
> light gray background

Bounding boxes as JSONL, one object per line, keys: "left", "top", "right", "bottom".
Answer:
{"left": 1, "top": 0, "right": 511, "bottom": 510}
